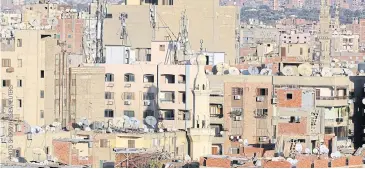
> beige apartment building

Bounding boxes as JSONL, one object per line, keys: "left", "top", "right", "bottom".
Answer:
{"left": 1, "top": 30, "right": 61, "bottom": 126}
{"left": 97, "top": 0, "right": 239, "bottom": 64}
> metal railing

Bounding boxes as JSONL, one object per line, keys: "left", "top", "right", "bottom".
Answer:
{"left": 316, "top": 96, "right": 348, "bottom": 100}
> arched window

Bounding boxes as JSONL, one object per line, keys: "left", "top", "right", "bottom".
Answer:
{"left": 124, "top": 73, "right": 135, "bottom": 82}
{"left": 105, "top": 73, "right": 114, "bottom": 82}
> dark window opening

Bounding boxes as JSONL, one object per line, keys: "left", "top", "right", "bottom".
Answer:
{"left": 41, "top": 70, "right": 44, "bottom": 78}
{"left": 286, "top": 93, "right": 293, "bottom": 100}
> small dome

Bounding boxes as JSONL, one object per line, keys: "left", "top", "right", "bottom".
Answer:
{"left": 196, "top": 54, "right": 206, "bottom": 65}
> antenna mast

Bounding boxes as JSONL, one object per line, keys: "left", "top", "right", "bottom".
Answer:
{"left": 150, "top": 4, "right": 157, "bottom": 40}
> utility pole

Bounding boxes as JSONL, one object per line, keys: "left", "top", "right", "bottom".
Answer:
{"left": 119, "top": 12, "right": 128, "bottom": 46}
{"left": 149, "top": 4, "right": 157, "bottom": 41}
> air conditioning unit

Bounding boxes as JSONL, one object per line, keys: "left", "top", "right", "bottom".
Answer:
{"left": 107, "top": 101, "right": 114, "bottom": 105}
{"left": 124, "top": 84, "right": 131, "bottom": 88}
{"left": 234, "top": 95, "right": 241, "bottom": 100}
{"left": 235, "top": 116, "right": 242, "bottom": 121}
{"left": 272, "top": 98, "right": 278, "bottom": 104}
{"left": 256, "top": 96, "right": 264, "bottom": 102}
{"left": 124, "top": 100, "right": 131, "bottom": 105}
{"left": 259, "top": 136, "right": 267, "bottom": 142}
{"left": 144, "top": 101, "right": 151, "bottom": 106}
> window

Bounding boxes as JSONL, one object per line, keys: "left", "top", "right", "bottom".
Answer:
{"left": 159, "top": 45, "right": 165, "bottom": 51}
{"left": 40, "top": 110, "right": 44, "bottom": 118}
{"left": 17, "top": 79, "right": 22, "bottom": 87}
{"left": 17, "top": 99, "right": 22, "bottom": 108}
{"left": 2, "top": 80, "right": 10, "bottom": 87}
{"left": 67, "top": 44, "right": 71, "bottom": 48}
{"left": 290, "top": 116, "right": 300, "bottom": 123}
{"left": 143, "top": 93, "right": 155, "bottom": 100}
{"left": 230, "top": 148, "right": 239, "bottom": 154}
{"left": 164, "top": 110, "right": 174, "bottom": 120}
{"left": 179, "top": 92, "right": 186, "bottom": 103}
{"left": 124, "top": 73, "right": 135, "bottom": 82}
{"left": 104, "top": 109, "right": 114, "bottom": 117}
{"left": 40, "top": 70, "right": 44, "bottom": 78}
{"left": 143, "top": 110, "right": 155, "bottom": 118}
{"left": 286, "top": 93, "right": 293, "bottom": 100}
{"left": 123, "top": 92, "right": 135, "bottom": 100}
{"left": 100, "top": 139, "right": 109, "bottom": 148}
{"left": 106, "top": 14, "right": 113, "bottom": 18}
{"left": 143, "top": 74, "right": 154, "bottom": 83}
{"left": 257, "top": 88, "right": 268, "bottom": 96}
{"left": 300, "top": 47, "right": 303, "bottom": 55}
{"left": 105, "top": 73, "right": 114, "bottom": 82}
{"left": 146, "top": 54, "right": 151, "bottom": 62}
{"left": 160, "top": 91, "right": 174, "bottom": 103}
{"left": 17, "top": 39, "right": 22, "bottom": 47}
{"left": 17, "top": 59, "right": 22, "bottom": 68}
{"left": 68, "top": 34, "right": 72, "bottom": 38}
{"left": 124, "top": 111, "right": 135, "bottom": 117}
{"left": 2, "top": 59, "right": 11, "bottom": 67}
{"left": 105, "top": 92, "right": 114, "bottom": 99}
{"left": 162, "top": 74, "right": 175, "bottom": 84}
{"left": 232, "top": 87, "right": 243, "bottom": 95}
{"left": 178, "top": 75, "right": 186, "bottom": 84}
{"left": 40, "top": 90, "right": 44, "bottom": 98}
{"left": 128, "top": 140, "right": 135, "bottom": 148}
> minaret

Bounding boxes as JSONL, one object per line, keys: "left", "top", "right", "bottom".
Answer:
{"left": 333, "top": 0, "right": 340, "bottom": 31}
{"left": 187, "top": 47, "right": 215, "bottom": 161}
{"left": 318, "top": 0, "right": 331, "bottom": 65}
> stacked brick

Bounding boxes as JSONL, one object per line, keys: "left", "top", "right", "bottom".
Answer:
{"left": 52, "top": 140, "right": 71, "bottom": 164}
{"left": 240, "top": 146, "right": 264, "bottom": 158}
{"left": 278, "top": 117, "right": 307, "bottom": 135}
{"left": 348, "top": 156, "right": 363, "bottom": 167}
{"left": 263, "top": 160, "right": 291, "bottom": 168}
{"left": 331, "top": 157, "right": 346, "bottom": 168}
{"left": 314, "top": 159, "right": 329, "bottom": 168}
{"left": 205, "top": 157, "right": 231, "bottom": 168}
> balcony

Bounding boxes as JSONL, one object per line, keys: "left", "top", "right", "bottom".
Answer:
{"left": 316, "top": 96, "right": 349, "bottom": 107}
{"left": 212, "top": 136, "right": 225, "bottom": 144}
{"left": 210, "top": 115, "right": 224, "bottom": 124}
{"left": 325, "top": 117, "right": 348, "bottom": 126}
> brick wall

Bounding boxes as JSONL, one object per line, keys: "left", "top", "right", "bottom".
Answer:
{"left": 331, "top": 157, "right": 347, "bottom": 168}
{"left": 263, "top": 160, "right": 291, "bottom": 168}
{"left": 348, "top": 156, "right": 363, "bottom": 167}
{"left": 205, "top": 158, "right": 231, "bottom": 168}
{"left": 276, "top": 89, "right": 302, "bottom": 108}
{"left": 53, "top": 140, "right": 71, "bottom": 164}
{"left": 278, "top": 117, "right": 307, "bottom": 135}
{"left": 297, "top": 158, "right": 312, "bottom": 168}
{"left": 240, "top": 147, "right": 264, "bottom": 158}
{"left": 314, "top": 159, "right": 329, "bottom": 168}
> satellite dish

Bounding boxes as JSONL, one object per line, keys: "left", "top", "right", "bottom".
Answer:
{"left": 123, "top": 116, "right": 131, "bottom": 128}
{"left": 129, "top": 117, "right": 140, "bottom": 129}
{"left": 213, "top": 62, "right": 229, "bottom": 75}
{"left": 248, "top": 66, "right": 259, "bottom": 75}
{"left": 295, "top": 143, "right": 303, "bottom": 153}
{"left": 330, "top": 153, "right": 335, "bottom": 158}
{"left": 112, "top": 118, "right": 124, "bottom": 129}
{"left": 319, "top": 145, "right": 327, "bottom": 154}
{"left": 220, "top": 131, "right": 224, "bottom": 135}
{"left": 143, "top": 125, "right": 149, "bottom": 132}
{"left": 343, "top": 69, "right": 354, "bottom": 76}
{"left": 184, "top": 155, "right": 191, "bottom": 162}
{"left": 238, "top": 139, "right": 243, "bottom": 143}
{"left": 313, "top": 148, "right": 318, "bottom": 154}
{"left": 282, "top": 66, "right": 295, "bottom": 76}
{"left": 298, "top": 63, "right": 312, "bottom": 76}
{"left": 29, "top": 18, "right": 40, "bottom": 27}
{"left": 243, "top": 139, "right": 249, "bottom": 146}
{"left": 330, "top": 62, "right": 336, "bottom": 68}
{"left": 361, "top": 98, "right": 365, "bottom": 105}
{"left": 266, "top": 63, "right": 273, "bottom": 69}
{"left": 230, "top": 136, "right": 234, "bottom": 140}
{"left": 145, "top": 116, "right": 157, "bottom": 127}
{"left": 342, "top": 61, "right": 349, "bottom": 68}
{"left": 227, "top": 67, "right": 240, "bottom": 75}
{"left": 157, "top": 122, "right": 164, "bottom": 129}
{"left": 349, "top": 64, "right": 355, "bottom": 69}
{"left": 321, "top": 67, "right": 333, "bottom": 77}
{"left": 241, "top": 69, "right": 250, "bottom": 75}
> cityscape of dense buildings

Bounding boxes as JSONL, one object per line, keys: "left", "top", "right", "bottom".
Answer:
{"left": 1, "top": 0, "right": 365, "bottom": 168}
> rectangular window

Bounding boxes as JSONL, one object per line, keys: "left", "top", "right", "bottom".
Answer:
{"left": 2, "top": 80, "right": 11, "bottom": 87}
{"left": 17, "top": 59, "right": 22, "bottom": 68}
{"left": 230, "top": 148, "right": 239, "bottom": 154}
{"left": 40, "top": 110, "right": 44, "bottom": 118}
{"left": 232, "top": 87, "right": 243, "bottom": 95}
{"left": 257, "top": 88, "right": 268, "bottom": 96}
{"left": 123, "top": 92, "right": 135, "bottom": 100}
{"left": 68, "top": 34, "right": 72, "bottom": 38}
{"left": 17, "top": 79, "right": 22, "bottom": 87}
{"left": 100, "top": 139, "right": 109, "bottom": 148}
{"left": 146, "top": 54, "right": 151, "bottom": 62}
{"left": 128, "top": 140, "right": 135, "bottom": 148}
{"left": 40, "top": 90, "right": 44, "bottom": 98}
{"left": 143, "top": 110, "right": 155, "bottom": 118}
{"left": 300, "top": 47, "right": 303, "bottom": 55}
{"left": 67, "top": 44, "right": 71, "bottom": 48}
{"left": 104, "top": 109, "right": 114, "bottom": 117}
{"left": 286, "top": 93, "right": 293, "bottom": 100}
{"left": 143, "top": 93, "right": 155, "bottom": 100}
{"left": 2, "top": 59, "right": 11, "bottom": 67}
{"left": 17, "top": 39, "right": 22, "bottom": 47}
{"left": 105, "top": 92, "right": 114, "bottom": 99}
{"left": 17, "top": 99, "right": 22, "bottom": 108}
{"left": 106, "top": 14, "right": 113, "bottom": 18}
{"left": 124, "top": 111, "right": 135, "bottom": 117}
{"left": 40, "top": 70, "right": 44, "bottom": 78}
